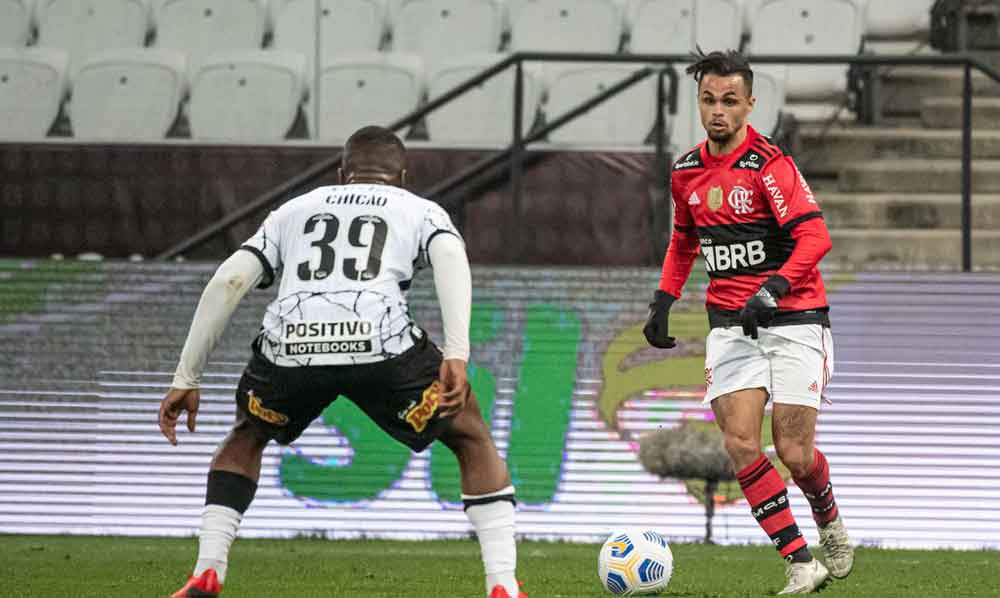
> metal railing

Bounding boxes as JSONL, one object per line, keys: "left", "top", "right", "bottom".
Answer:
{"left": 158, "top": 52, "right": 1000, "bottom": 272}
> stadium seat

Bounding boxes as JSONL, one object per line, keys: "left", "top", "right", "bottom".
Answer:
{"left": 628, "top": 0, "right": 742, "bottom": 54}
{"left": 271, "top": 0, "right": 386, "bottom": 71}
{"left": 510, "top": 0, "right": 624, "bottom": 53}
{"left": 311, "top": 52, "right": 423, "bottom": 142}
{"left": 0, "top": 48, "right": 68, "bottom": 139}
{"left": 425, "top": 54, "right": 542, "bottom": 145}
{"left": 747, "top": 68, "right": 783, "bottom": 136}
{"left": 0, "top": 0, "right": 34, "bottom": 47}
{"left": 865, "top": 0, "right": 933, "bottom": 38}
{"left": 34, "top": 0, "right": 151, "bottom": 72}
{"left": 188, "top": 51, "right": 307, "bottom": 141}
{"left": 392, "top": 0, "right": 505, "bottom": 70}
{"left": 749, "top": 0, "right": 864, "bottom": 100}
{"left": 667, "top": 75, "right": 699, "bottom": 152}
{"left": 70, "top": 49, "right": 186, "bottom": 140}
{"left": 863, "top": 0, "right": 934, "bottom": 54}
{"left": 155, "top": 0, "right": 268, "bottom": 71}
{"left": 544, "top": 63, "right": 658, "bottom": 146}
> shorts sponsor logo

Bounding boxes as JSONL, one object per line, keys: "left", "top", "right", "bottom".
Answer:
{"left": 705, "top": 367, "right": 713, "bottom": 386}
{"left": 701, "top": 240, "right": 767, "bottom": 272}
{"left": 707, "top": 186, "right": 724, "bottom": 211}
{"left": 809, "top": 381, "right": 819, "bottom": 393}
{"left": 283, "top": 320, "right": 374, "bottom": 356}
{"left": 403, "top": 381, "right": 441, "bottom": 433}
{"left": 247, "top": 390, "right": 289, "bottom": 426}
{"left": 727, "top": 186, "right": 754, "bottom": 215}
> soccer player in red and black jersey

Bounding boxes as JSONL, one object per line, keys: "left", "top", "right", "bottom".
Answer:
{"left": 643, "top": 51, "right": 854, "bottom": 594}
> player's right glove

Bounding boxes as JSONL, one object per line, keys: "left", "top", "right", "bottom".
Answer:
{"left": 643, "top": 290, "right": 678, "bottom": 349}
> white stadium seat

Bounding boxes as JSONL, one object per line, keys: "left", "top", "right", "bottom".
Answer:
{"left": 865, "top": 0, "right": 933, "bottom": 38}
{"left": 0, "top": 48, "right": 68, "bottom": 139}
{"left": 667, "top": 75, "right": 699, "bottom": 152}
{"left": 392, "top": 0, "right": 505, "bottom": 70}
{"left": 863, "top": 0, "right": 934, "bottom": 54}
{"left": 188, "top": 50, "right": 307, "bottom": 141}
{"left": 741, "top": 0, "right": 763, "bottom": 37}
{"left": 155, "top": 0, "right": 267, "bottom": 71}
{"left": 426, "top": 54, "right": 542, "bottom": 145}
{"left": 749, "top": 0, "right": 864, "bottom": 100}
{"left": 271, "top": 0, "right": 385, "bottom": 71}
{"left": 545, "top": 63, "right": 657, "bottom": 146}
{"left": 510, "top": 0, "right": 624, "bottom": 53}
{"left": 312, "top": 52, "right": 423, "bottom": 142}
{"left": 747, "top": 68, "right": 783, "bottom": 136}
{"left": 629, "top": 0, "right": 742, "bottom": 54}
{"left": 35, "top": 0, "right": 150, "bottom": 72}
{"left": 70, "top": 49, "right": 186, "bottom": 140}
{"left": 0, "top": 0, "right": 34, "bottom": 47}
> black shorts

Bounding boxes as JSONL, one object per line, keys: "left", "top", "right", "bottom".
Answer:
{"left": 235, "top": 333, "right": 450, "bottom": 452}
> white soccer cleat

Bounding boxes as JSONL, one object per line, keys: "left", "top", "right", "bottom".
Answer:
{"left": 818, "top": 515, "right": 855, "bottom": 579}
{"left": 777, "top": 558, "right": 830, "bottom": 594}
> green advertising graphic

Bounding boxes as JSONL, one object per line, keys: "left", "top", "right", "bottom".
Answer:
{"left": 281, "top": 303, "right": 581, "bottom": 506}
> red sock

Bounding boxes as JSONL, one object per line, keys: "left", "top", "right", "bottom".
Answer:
{"left": 737, "top": 455, "right": 810, "bottom": 561}
{"left": 793, "top": 448, "right": 840, "bottom": 527}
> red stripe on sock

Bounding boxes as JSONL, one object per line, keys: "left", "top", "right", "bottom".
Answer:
{"left": 760, "top": 508, "right": 796, "bottom": 536}
{"left": 794, "top": 449, "right": 840, "bottom": 526}
{"left": 779, "top": 536, "right": 808, "bottom": 558}
{"left": 737, "top": 455, "right": 770, "bottom": 483}
{"left": 741, "top": 461, "right": 786, "bottom": 506}
{"left": 794, "top": 449, "right": 830, "bottom": 495}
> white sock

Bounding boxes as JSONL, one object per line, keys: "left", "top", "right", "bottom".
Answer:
{"left": 193, "top": 504, "right": 242, "bottom": 583}
{"left": 464, "top": 486, "right": 518, "bottom": 596}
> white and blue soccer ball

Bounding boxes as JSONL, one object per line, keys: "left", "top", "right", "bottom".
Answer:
{"left": 597, "top": 529, "right": 674, "bottom": 595}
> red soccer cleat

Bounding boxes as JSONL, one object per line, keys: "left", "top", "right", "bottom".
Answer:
{"left": 170, "top": 568, "right": 222, "bottom": 598}
{"left": 488, "top": 581, "right": 527, "bottom": 598}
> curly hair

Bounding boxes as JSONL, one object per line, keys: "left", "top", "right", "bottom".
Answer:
{"left": 685, "top": 49, "right": 754, "bottom": 95}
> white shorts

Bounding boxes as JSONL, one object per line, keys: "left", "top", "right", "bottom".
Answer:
{"left": 703, "top": 324, "right": 834, "bottom": 409}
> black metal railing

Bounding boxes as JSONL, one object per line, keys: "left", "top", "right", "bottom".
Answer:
{"left": 157, "top": 52, "right": 1000, "bottom": 272}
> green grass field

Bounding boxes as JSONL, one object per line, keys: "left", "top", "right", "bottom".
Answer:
{"left": 3, "top": 536, "right": 996, "bottom": 598}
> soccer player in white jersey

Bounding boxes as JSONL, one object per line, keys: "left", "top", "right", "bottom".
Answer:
{"left": 159, "top": 126, "right": 526, "bottom": 598}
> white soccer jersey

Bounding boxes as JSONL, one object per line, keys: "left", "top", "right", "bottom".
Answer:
{"left": 240, "top": 183, "right": 462, "bottom": 366}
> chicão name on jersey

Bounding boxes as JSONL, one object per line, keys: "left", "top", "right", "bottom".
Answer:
{"left": 325, "top": 193, "right": 389, "bottom": 207}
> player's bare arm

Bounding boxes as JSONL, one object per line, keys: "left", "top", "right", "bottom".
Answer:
{"left": 158, "top": 250, "right": 264, "bottom": 444}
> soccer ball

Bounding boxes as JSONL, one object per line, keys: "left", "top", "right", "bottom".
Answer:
{"left": 597, "top": 529, "right": 673, "bottom": 595}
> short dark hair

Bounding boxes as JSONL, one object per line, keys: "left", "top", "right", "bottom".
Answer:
{"left": 343, "top": 125, "right": 406, "bottom": 174}
{"left": 685, "top": 49, "right": 754, "bottom": 95}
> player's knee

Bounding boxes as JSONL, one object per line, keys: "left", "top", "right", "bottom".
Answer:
{"left": 723, "top": 433, "right": 761, "bottom": 466}
{"left": 775, "top": 440, "right": 813, "bottom": 478}
{"left": 229, "top": 418, "right": 272, "bottom": 452}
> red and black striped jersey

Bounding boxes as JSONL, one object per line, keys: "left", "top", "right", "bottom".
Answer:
{"left": 659, "top": 125, "right": 832, "bottom": 317}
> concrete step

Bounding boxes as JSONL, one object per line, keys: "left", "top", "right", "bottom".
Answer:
{"left": 827, "top": 229, "right": 1000, "bottom": 270}
{"left": 800, "top": 127, "right": 1000, "bottom": 175}
{"left": 821, "top": 193, "right": 1000, "bottom": 229}
{"left": 879, "top": 67, "right": 1000, "bottom": 116}
{"left": 921, "top": 96, "right": 1000, "bottom": 129}
{"left": 838, "top": 159, "right": 1000, "bottom": 193}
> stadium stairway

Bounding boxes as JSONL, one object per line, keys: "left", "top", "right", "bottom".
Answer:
{"left": 796, "top": 55, "right": 1000, "bottom": 271}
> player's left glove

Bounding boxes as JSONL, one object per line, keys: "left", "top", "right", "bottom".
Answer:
{"left": 740, "top": 275, "right": 791, "bottom": 340}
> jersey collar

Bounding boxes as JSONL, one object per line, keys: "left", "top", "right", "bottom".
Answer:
{"left": 700, "top": 124, "right": 760, "bottom": 168}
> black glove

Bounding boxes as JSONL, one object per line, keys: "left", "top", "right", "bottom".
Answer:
{"left": 643, "top": 290, "right": 678, "bottom": 349}
{"left": 740, "top": 275, "right": 791, "bottom": 340}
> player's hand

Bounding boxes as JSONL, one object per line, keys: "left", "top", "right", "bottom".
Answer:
{"left": 643, "top": 290, "right": 678, "bottom": 349}
{"left": 437, "top": 358, "right": 470, "bottom": 418}
{"left": 740, "top": 275, "right": 791, "bottom": 339}
{"left": 159, "top": 387, "right": 201, "bottom": 446}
